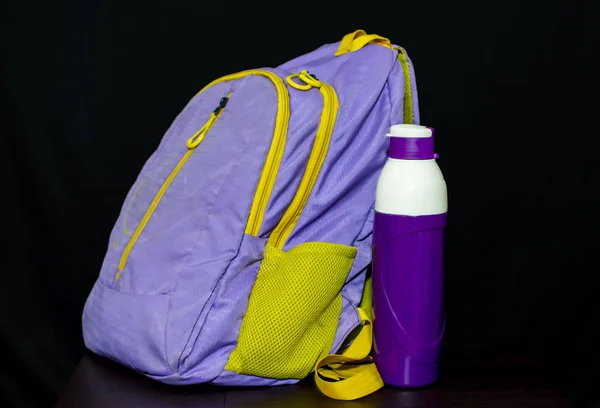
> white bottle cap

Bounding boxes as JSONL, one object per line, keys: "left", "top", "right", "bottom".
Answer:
{"left": 388, "top": 124, "right": 433, "bottom": 138}
{"left": 387, "top": 124, "right": 436, "bottom": 160}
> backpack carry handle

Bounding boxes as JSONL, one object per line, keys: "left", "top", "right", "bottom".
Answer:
{"left": 334, "top": 29, "right": 393, "bottom": 56}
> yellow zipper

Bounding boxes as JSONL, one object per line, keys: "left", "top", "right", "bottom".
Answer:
{"left": 332, "top": 32, "right": 413, "bottom": 124}
{"left": 266, "top": 47, "right": 412, "bottom": 249}
{"left": 193, "top": 70, "right": 290, "bottom": 237}
{"left": 270, "top": 71, "right": 340, "bottom": 249}
{"left": 116, "top": 95, "right": 230, "bottom": 278}
{"left": 116, "top": 70, "right": 291, "bottom": 277}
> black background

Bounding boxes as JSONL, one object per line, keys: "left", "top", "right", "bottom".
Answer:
{"left": 1, "top": 1, "right": 598, "bottom": 407}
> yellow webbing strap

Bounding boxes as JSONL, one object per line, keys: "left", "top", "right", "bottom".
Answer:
{"left": 314, "top": 274, "right": 384, "bottom": 400}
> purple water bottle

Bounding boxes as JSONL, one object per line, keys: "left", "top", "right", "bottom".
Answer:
{"left": 373, "top": 124, "right": 448, "bottom": 387}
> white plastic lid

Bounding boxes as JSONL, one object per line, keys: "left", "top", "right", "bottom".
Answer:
{"left": 388, "top": 124, "right": 432, "bottom": 138}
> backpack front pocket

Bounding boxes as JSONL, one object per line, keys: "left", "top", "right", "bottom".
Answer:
{"left": 225, "top": 241, "right": 356, "bottom": 379}
{"left": 116, "top": 94, "right": 231, "bottom": 278}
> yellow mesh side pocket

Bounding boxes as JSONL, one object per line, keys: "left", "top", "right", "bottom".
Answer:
{"left": 225, "top": 242, "right": 357, "bottom": 379}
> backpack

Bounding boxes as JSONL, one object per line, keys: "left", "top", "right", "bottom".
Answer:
{"left": 82, "top": 29, "right": 420, "bottom": 400}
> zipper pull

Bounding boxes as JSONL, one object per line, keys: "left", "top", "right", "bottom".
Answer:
{"left": 187, "top": 95, "right": 230, "bottom": 149}
{"left": 286, "top": 70, "right": 321, "bottom": 91}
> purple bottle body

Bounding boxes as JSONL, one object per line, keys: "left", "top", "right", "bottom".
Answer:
{"left": 372, "top": 125, "right": 446, "bottom": 387}
{"left": 373, "top": 212, "right": 446, "bottom": 387}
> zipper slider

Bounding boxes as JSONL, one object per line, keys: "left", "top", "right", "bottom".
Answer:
{"left": 213, "top": 96, "right": 230, "bottom": 114}
{"left": 187, "top": 94, "right": 231, "bottom": 149}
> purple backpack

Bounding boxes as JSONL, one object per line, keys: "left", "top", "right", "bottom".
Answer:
{"left": 82, "top": 30, "right": 420, "bottom": 400}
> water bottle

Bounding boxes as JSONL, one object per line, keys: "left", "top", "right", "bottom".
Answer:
{"left": 372, "top": 124, "right": 448, "bottom": 387}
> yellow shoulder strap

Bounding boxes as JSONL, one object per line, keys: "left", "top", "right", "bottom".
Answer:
{"left": 314, "top": 274, "right": 384, "bottom": 400}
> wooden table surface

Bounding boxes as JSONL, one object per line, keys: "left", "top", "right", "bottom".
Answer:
{"left": 54, "top": 351, "right": 571, "bottom": 407}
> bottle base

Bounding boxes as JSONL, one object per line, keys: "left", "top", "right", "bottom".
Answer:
{"left": 375, "top": 350, "right": 439, "bottom": 388}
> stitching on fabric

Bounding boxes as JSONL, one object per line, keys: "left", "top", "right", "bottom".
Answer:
{"left": 175, "top": 84, "right": 263, "bottom": 371}
{"left": 175, "top": 139, "right": 245, "bottom": 371}
{"left": 332, "top": 294, "right": 361, "bottom": 353}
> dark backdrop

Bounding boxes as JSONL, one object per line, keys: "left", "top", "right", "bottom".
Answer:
{"left": 1, "top": 1, "right": 597, "bottom": 407}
